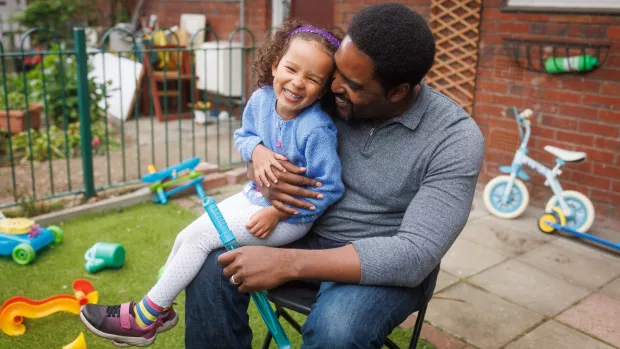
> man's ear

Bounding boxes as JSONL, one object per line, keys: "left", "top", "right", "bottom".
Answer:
{"left": 271, "top": 56, "right": 280, "bottom": 77}
{"left": 387, "top": 83, "right": 411, "bottom": 103}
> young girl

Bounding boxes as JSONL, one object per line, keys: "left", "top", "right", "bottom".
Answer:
{"left": 79, "top": 21, "right": 345, "bottom": 347}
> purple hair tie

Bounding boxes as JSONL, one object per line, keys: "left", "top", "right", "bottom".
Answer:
{"left": 289, "top": 25, "right": 340, "bottom": 49}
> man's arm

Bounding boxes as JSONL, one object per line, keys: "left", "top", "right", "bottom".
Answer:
{"left": 351, "top": 125, "right": 485, "bottom": 287}
{"left": 223, "top": 123, "right": 484, "bottom": 291}
{"left": 218, "top": 244, "right": 361, "bottom": 292}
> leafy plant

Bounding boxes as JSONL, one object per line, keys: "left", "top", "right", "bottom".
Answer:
{"left": 0, "top": 91, "right": 28, "bottom": 110}
{"left": 4, "top": 120, "right": 117, "bottom": 163}
{"left": 0, "top": 73, "right": 32, "bottom": 111}
{"left": 3, "top": 189, "right": 63, "bottom": 218}
{"left": 25, "top": 44, "right": 108, "bottom": 127}
{"left": 10, "top": 0, "right": 99, "bottom": 45}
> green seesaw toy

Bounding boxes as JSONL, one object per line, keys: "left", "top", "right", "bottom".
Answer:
{"left": 142, "top": 157, "right": 206, "bottom": 204}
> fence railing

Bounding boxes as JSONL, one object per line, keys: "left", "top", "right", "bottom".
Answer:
{"left": 0, "top": 26, "right": 260, "bottom": 209}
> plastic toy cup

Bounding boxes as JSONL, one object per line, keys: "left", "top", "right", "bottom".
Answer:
{"left": 84, "top": 242, "right": 126, "bottom": 273}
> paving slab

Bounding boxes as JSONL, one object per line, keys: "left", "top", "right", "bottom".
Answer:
{"left": 517, "top": 238, "right": 620, "bottom": 289}
{"left": 557, "top": 293, "right": 620, "bottom": 348}
{"left": 441, "top": 238, "right": 510, "bottom": 278}
{"left": 600, "top": 277, "right": 620, "bottom": 302}
{"left": 505, "top": 320, "right": 616, "bottom": 349}
{"left": 460, "top": 217, "right": 552, "bottom": 257}
{"left": 484, "top": 206, "right": 546, "bottom": 237}
{"left": 469, "top": 259, "right": 590, "bottom": 316}
{"left": 435, "top": 270, "right": 460, "bottom": 294}
{"left": 426, "top": 283, "right": 543, "bottom": 349}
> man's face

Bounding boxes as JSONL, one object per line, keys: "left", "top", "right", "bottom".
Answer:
{"left": 331, "top": 36, "right": 389, "bottom": 123}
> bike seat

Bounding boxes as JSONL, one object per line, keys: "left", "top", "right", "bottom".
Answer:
{"left": 544, "top": 145, "right": 586, "bottom": 163}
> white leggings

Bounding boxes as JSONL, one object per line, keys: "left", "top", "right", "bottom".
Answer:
{"left": 147, "top": 192, "right": 313, "bottom": 308}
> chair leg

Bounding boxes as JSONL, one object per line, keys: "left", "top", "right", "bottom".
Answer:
{"left": 261, "top": 331, "right": 273, "bottom": 349}
{"left": 384, "top": 337, "right": 400, "bottom": 349}
{"left": 261, "top": 308, "right": 281, "bottom": 349}
{"left": 409, "top": 303, "right": 428, "bottom": 349}
{"left": 279, "top": 308, "right": 303, "bottom": 334}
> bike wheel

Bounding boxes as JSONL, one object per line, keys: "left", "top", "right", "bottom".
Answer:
{"left": 545, "top": 190, "right": 595, "bottom": 233}
{"left": 483, "top": 175, "right": 530, "bottom": 219}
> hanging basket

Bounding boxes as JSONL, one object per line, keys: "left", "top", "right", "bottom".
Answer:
{"left": 502, "top": 38, "right": 611, "bottom": 74}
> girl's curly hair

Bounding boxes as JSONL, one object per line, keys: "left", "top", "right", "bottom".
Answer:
{"left": 253, "top": 20, "right": 343, "bottom": 88}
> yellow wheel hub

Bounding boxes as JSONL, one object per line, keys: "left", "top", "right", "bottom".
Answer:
{"left": 538, "top": 214, "right": 557, "bottom": 234}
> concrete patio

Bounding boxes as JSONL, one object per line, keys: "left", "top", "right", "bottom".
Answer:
{"left": 176, "top": 183, "right": 620, "bottom": 349}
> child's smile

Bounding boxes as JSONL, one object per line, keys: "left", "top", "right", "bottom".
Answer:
{"left": 271, "top": 38, "right": 333, "bottom": 120}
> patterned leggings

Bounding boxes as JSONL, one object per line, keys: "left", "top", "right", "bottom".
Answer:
{"left": 147, "top": 192, "right": 312, "bottom": 308}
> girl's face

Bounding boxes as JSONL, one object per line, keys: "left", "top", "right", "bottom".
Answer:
{"left": 272, "top": 38, "right": 333, "bottom": 119}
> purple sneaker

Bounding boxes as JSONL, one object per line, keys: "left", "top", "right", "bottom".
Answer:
{"left": 80, "top": 302, "right": 178, "bottom": 347}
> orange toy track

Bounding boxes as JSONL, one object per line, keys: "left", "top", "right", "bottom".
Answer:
{"left": 0, "top": 279, "right": 98, "bottom": 336}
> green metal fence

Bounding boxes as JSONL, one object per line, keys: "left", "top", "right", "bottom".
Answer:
{"left": 0, "top": 26, "right": 259, "bottom": 209}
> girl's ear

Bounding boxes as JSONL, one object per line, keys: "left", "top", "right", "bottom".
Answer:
{"left": 271, "top": 56, "right": 280, "bottom": 77}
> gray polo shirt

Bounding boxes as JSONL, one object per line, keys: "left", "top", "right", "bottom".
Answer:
{"left": 312, "top": 83, "right": 485, "bottom": 288}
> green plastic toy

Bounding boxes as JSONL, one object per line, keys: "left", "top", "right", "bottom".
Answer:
{"left": 545, "top": 55, "right": 599, "bottom": 74}
{"left": 84, "top": 242, "right": 126, "bottom": 273}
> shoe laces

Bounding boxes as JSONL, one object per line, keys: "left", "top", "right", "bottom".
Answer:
{"left": 106, "top": 305, "right": 121, "bottom": 317}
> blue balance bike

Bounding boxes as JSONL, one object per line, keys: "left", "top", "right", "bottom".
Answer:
{"left": 483, "top": 107, "right": 595, "bottom": 234}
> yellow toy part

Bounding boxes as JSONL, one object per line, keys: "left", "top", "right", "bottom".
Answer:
{"left": 0, "top": 218, "right": 36, "bottom": 234}
{"left": 62, "top": 332, "right": 87, "bottom": 349}
{"left": 538, "top": 206, "right": 566, "bottom": 234}
{"left": 538, "top": 213, "right": 557, "bottom": 234}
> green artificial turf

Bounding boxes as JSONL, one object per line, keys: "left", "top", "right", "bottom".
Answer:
{"left": 0, "top": 202, "right": 435, "bottom": 349}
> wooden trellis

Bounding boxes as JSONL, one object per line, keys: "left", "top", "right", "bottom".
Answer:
{"left": 426, "top": 0, "right": 483, "bottom": 115}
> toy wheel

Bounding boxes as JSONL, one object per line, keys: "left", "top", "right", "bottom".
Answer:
{"left": 538, "top": 213, "right": 558, "bottom": 234}
{"left": 545, "top": 191, "right": 595, "bottom": 233}
{"left": 538, "top": 208, "right": 565, "bottom": 234}
{"left": 483, "top": 175, "right": 530, "bottom": 219}
{"left": 12, "top": 243, "right": 36, "bottom": 265}
{"left": 47, "top": 225, "right": 64, "bottom": 245}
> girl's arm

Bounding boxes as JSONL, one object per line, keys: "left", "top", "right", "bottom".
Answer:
{"left": 234, "top": 91, "right": 287, "bottom": 186}
{"left": 234, "top": 94, "right": 263, "bottom": 162}
{"left": 292, "top": 124, "right": 344, "bottom": 218}
{"left": 245, "top": 206, "right": 290, "bottom": 238}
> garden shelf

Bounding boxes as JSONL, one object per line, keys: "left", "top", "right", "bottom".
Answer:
{"left": 502, "top": 38, "right": 611, "bottom": 74}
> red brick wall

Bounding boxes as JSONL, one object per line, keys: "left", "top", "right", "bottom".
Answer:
{"left": 474, "top": 1, "right": 620, "bottom": 228}
{"left": 98, "top": 0, "right": 271, "bottom": 43}
{"left": 333, "top": 0, "right": 431, "bottom": 30}
{"left": 122, "top": 0, "right": 620, "bottom": 226}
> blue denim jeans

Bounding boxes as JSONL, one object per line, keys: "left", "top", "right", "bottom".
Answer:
{"left": 184, "top": 232, "right": 439, "bottom": 349}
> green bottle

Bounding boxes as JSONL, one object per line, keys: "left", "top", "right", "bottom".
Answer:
{"left": 545, "top": 55, "right": 599, "bottom": 73}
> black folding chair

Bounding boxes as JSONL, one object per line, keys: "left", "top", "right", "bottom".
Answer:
{"left": 261, "top": 281, "right": 428, "bottom": 349}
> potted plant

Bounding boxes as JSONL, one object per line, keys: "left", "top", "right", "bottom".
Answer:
{"left": 0, "top": 91, "right": 43, "bottom": 135}
{"left": 192, "top": 100, "right": 213, "bottom": 125}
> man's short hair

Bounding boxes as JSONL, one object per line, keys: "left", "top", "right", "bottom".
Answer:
{"left": 348, "top": 3, "right": 436, "bottom": 91}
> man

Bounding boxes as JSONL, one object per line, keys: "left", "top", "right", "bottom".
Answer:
{"left": 185, "top": 3, "right": 484, "bottom": 348}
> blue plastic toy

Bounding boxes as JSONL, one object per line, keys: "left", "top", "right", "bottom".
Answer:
{"left": 202, "top": 197, "right": 291, "bottom": 349}
{"left": 141, "top": 157, "right": 206, "bottom": 204}
{"left": 0, "top": 218, "right": 63, "bottom": 265}
{"left": 538, "top": 207, "right": 620, "bottom": 251}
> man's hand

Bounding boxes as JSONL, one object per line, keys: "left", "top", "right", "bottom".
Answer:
{"left": 247, "top": 160, "right": 325, "bottom": 215}
{"left": 218, "top": 244, "right": 362, "bottom": 292}
{"left": 251, "top": 145, "right": 288, "bottom": 187}
{"left": 245, "top": 206, "right": 289, "bottom": 239}
{"left": 218, "top": 246, "right": 296, "bottom": 292}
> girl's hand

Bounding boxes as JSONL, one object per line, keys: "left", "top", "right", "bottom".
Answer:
{"left": 251, "top": 145, "right": 288, "bottom": 187}
{"left": 245, "top": 206, "right": 289, "bottom": 239}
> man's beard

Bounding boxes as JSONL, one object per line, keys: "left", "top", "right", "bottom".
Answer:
{"left": 335, "top": 94, "right": 360, "bottom": 125}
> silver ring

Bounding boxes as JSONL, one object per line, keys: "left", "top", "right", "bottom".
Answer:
{"left": 230, "top": 275, "right": 240, "bottom": 285}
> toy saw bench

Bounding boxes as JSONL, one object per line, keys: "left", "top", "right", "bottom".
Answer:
{"left": 142, "top": 157, "right": 207, "bottom": 204}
